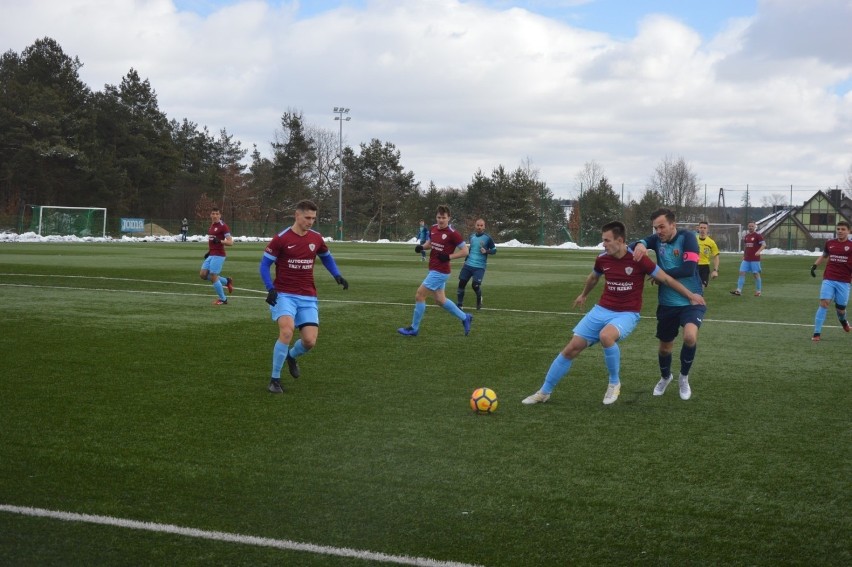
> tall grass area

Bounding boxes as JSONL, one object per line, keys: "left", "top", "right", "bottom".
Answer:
{"left": 0, "top": 241, "right": 848, "bottom": 566}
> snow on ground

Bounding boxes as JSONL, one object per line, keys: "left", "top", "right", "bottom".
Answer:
{"left": 0, "top": 231, "right": 821, "bottom": 256}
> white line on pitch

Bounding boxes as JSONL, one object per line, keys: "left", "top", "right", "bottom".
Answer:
{"left": 0, "top": 504, "right": 482, "bottom": 567}
{"left": 0, "top": 276, "right": 825, "bottom": 328}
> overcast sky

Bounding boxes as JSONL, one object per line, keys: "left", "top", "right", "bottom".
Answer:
{"left": 3, "top": 0, "right": 851, "bottom": 203}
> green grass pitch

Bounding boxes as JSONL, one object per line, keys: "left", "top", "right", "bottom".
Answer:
{"left": 0, "top": 242, "right": 849, "bottom": 566}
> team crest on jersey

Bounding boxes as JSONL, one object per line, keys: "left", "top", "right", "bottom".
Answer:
{"left": 625, "top": 267, "right": 633, "bottom": 275}
{"left": 309, "top": 243, "right": 316, "bottom": 252}
{"left": 441, "top": 234, "right": 447, "bottom": 240}
{"left": 674, "top": 249, "right": 680, "bottom": 256}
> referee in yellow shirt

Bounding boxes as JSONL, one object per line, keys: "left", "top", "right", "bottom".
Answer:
{"left": 697, "top": 221, "right": 720, "bottom": 287}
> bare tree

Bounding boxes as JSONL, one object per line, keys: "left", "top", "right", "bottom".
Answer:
{"left": 761, "top": 194, "right": 788, "bottom": 208}
{"left": 306, "top": 124, "right": 339, "bottom": 224}
{"left": 647, "top": 155, "right": 700, "bottom": 219}
{"left": 574, "top": 160, "right": 605, "bottom": 196}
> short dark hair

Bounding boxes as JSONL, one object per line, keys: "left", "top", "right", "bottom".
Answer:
{"left": 211, "top": 207, "right": 220, "bottom": 213}
{"left": 601, "top": 221, "right": 626, "bottom": 240}
{"left": 437, "top": 205, "right": 450, "bottom": 216}
{"left": 838, "top": 220, "right": 851, "bottom": 229}
{"left": 295, "top": 199, "right": 318, "bottom": 212}
{"left": 650, "top": 208, "right": 676, "bottom": 223}
{"left": 698, "top": 221, "right": 709, "bottom": 227}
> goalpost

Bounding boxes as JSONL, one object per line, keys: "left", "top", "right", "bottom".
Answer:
{"left": 28, "top": 206, "right": 108, "bottom": 238}
{"left": 678, "top": 222, "right": 742, "bottom": 253}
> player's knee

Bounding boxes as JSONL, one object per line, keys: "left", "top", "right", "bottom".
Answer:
{"left": 836, "top": 304, "right": 846, "bottom": 312}
{"left": 472, "top": 281, "right": 481, "bottom": 291}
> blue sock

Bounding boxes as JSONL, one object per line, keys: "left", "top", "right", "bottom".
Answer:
{"left": 542, "top": 354, "right": 573, "bottom": 394}
{"left": 737, "top": 275, "right": 745, "bottom": 290}
{"left": 272, "top": 341, "right": 288, "bottom": 379}
{"left": 212, "top": 279, "right": 226, "bottom": 300}
{"left": 442, "top": 300, "right": 466, "bottom": 320}
{"left": 659, "top": 353, "right": 672, "bottom": 378}
{"left": 680, "top": 344, "right": 697, "bottom": 376}
{"left": 289, "top": 339, "right": 308, "bottom": 359}
{"left": 603, "top": 344, "right": 621, "bottom": 385}
{"left": 411, "top": 302, "right": 426, "bottom": 331}
{"left": 814, "top": 306, "right": 827, "bottom": 334}
{"left": 755, "top": 277, "right": 762, "bottom": 292}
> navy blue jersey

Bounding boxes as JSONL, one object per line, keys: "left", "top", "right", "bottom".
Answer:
{"left": 640, "top": 229, "right": 703, "bottom": 306}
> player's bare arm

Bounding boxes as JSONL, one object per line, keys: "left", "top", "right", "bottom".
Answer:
{"left": 631, "top": 242, "right": 648, "bottom": 261}
{"left": 450, "top": 245, "right": 469, "bottom": 260}
{"left": 573, "top": 272, "right": 600, "bottom": 307}
{"left": 653, "top": 271, "right": 706, "bottom": 306}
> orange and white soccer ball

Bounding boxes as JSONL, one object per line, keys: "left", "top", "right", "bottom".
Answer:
{"left": 470, "top": 387, "right": 498, "bottom": 414}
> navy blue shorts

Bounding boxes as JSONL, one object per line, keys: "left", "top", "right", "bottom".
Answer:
{"left": 458, "top": 264, "right": 486, "bottom": 285}
{"left": 655, "top": 304, "right": 706, "bottom": 342}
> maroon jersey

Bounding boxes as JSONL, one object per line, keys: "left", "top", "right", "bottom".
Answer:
{"left": 427, "top": 224, "right": 465, "bottom": 274}
{"left": 742, "top": 231, "right": 765, "bottom": 261}
{"left": 207, "top": 220, "right": 231, "bottom": 256}
{"left": 593, "top": 251, "right": 660, "bottom": 312}
{"left": 264, "top": 228, "right": 329, "bottom": 297}
{"left": 822, "top": 238, "right": 852, "bottom": 283}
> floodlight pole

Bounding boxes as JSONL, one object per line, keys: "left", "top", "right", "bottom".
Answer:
{"left": 333, "top": 107, "right": 351, "bottom": 241}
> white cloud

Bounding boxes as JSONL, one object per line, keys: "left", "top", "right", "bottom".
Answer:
{"left": 2, "top": 0, "right": 851, "bottom": 202}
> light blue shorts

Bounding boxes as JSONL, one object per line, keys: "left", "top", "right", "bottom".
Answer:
{"left": 739, "top": 260, "right": 762, "bottom": 273}
{"left": 269, "top": 293, "right": 319, "bottom": 327}
{"left": 422, "top": 270, "right": 450, "bottom": 291}
{"left": 572, "top": 304, "right": 641, "bottom": 347}
{"left": 201, "top": 255, "right": 226, "bottom": 274}
{"left": 819, "top": 280, "right": 850, "bottom": 306}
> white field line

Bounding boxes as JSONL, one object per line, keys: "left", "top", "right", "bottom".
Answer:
{"left": 0, "top": 504, "right": 482, "bottom": 567}
{"left": 0, "top": 274, "right": 822, "bottom": 328}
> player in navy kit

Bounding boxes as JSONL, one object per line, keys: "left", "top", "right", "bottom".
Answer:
{"left": 259, "top": 200, "right": 349, "bottom": 393}
{"left": 199, "top": 207, "right": 234, "bottom": 305}
{"left": 811, "top": 220, "right": 852, "bottom": 341}
{"left": 417, "top": 219, "right": 429, "bottom": 261}
{"left": 522, "top": 221, "right": 705, "bottom": 406}
{"left": 631, "top": 208, "right": 706, "bottom": 400}
{"left": 457, "top": 218, "right": 496, "bottom": 310}
{"left": 398, "top": 205, "right": 472, "bottom": 336}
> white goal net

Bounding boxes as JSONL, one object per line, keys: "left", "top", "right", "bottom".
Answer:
{"left": 678, "top": 222, "right": 742, "bottom": 253}
{"left": 29, "top": 206, "right": 108, "bottom": 238}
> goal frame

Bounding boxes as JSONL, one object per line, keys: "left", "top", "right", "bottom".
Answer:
{"left": 677, "top": 222, "right": 743, "bottom": 253}
{"left": 31, "top": 206, "right": 108, "bottom": 238}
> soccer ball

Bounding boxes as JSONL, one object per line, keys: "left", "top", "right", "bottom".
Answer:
{"left": 470, "top": 387, "right": 498, "bottom": 414}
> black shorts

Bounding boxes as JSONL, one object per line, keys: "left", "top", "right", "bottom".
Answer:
{"left": 698, "top": 265, "right": 710, "bottom": 287}
{"left": 655, "top": 304, "right": 707, "bottom": 342}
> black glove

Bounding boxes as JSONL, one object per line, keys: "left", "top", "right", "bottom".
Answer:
{"left": 335, "top": 275, "right": 349, "bottom": 290}
{"left": 414, "top": 244, "right": 424, "bottom": 253}
{"left": 210, "top": 236, "right": 220, "bottom": 244}
{"left": 810, "top": 264, "right": 817, "bottom": 278}
{"left": 265, "top": 288, "right": 277, "bottom": 306}
{"left": 437, "top": 253, "right": 450, "bottom": 262}
{"left": 203, "top": 252, "right": 209, "bottom": 259}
